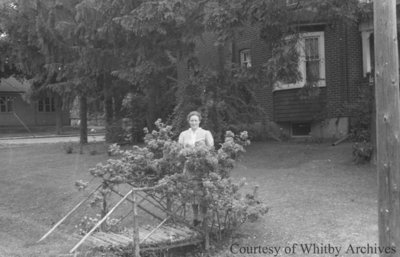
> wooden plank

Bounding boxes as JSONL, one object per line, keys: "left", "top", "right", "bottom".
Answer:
{"left": 374, "top": 0, "right": 400, "bottom": 254}
{"left": 96, "top": 232, "right": 131, "bottom": 246}
{"left": 169, "top": 224, "right": 199, "bottom": 236}
{"left": 140, "top": 238, "right": 203, "bottom": 252}
{"left": 92, "top": 233, "right": 119, "bottom": 246}
{"left": 85, "top": 235, "right": 109, "bottom": 247}
{"left": 107, "top": 233, "right": 132, "bottom": 245}
{"left": 139, "top": 227, "right": 164, "bottom": 242}
{"left": 70, "top": 189, "right": 133, "bottom": 253}
{"left": 161, "top": 225, "right": 191, "bottom": 239}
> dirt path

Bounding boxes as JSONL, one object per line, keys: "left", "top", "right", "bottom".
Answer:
{"left": 0, "top": 135, "right": 104, "bottom": 145}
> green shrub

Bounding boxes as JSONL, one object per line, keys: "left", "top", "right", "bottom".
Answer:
{"left": 78, "top": 119, "right": 268, "bottom": 248}
{"left": 105, "top": 121, "right": 130, "bottom": 144}
{"left": 228, "top": 121, "right": 285, "bottom": 142}
{"left": 352, "top": 141, "right": 373, "bottom": 164}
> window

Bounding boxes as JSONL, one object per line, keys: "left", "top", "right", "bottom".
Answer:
{"left": 292, "top": 122, "right": 311, "bottom": 136}
{"left": 0, "top": 96, "right": 13, "bottom": 113}
{"left": 275, "top": 31, "right": 325, "bottom": 90}
{"left": 304, "top": 36, "right": 320, "bottom": 83}
{"left": 286, "top": 0, "right": 299, "bottom": 6}
{"left": 239, "top": 49, "right": 252, "bottom": 68}
{"left": 38, "top": 97, "right": 55, "bottom": 112}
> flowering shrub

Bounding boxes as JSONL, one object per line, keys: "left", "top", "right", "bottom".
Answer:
{"left": 77, "top": 119, "right": 267, "bottom": 244}
{"left": 75, "top": 214, "right": 122, "bottom": 235}
{"left": 352, "top": 141, "right": 373, "bottom": 164}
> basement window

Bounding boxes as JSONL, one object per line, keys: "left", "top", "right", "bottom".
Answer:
{"left": 291, "top": 122, "right": 311, "bottom": 136}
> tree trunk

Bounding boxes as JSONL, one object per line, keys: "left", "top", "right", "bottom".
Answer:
{"left": 79, "top": 95, "right": 88, "bottom": 144}
{"left": 374, "top": 0, "right": 400, "bottom": 255}
{"left": 145, "top": 83, "right": 157, "bottom": 130}
{"left": 103, "top": 76, "right": 114, "bottom": 143}
{"left": 55, "top": 94, "right": 63, "bottom": 135}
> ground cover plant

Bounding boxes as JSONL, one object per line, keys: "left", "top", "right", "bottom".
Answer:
{"left": 0, "top": 139, "right": 377, "bottom": 257}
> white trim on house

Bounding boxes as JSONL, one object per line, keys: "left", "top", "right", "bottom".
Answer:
{"left": 239, "top": 48, "right": 252, "bottom": 68}
{"left": 274, "top": 31, "right": 326, "bottom": 91}
{"left": 361, "top": 30, "right": 373, "bottom": 77}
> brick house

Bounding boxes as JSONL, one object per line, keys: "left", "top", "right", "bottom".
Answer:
{"left": 186, "top": 4, "right": 367, "bottom": 139}
{"left": 0, "top": 77, "right": 70, "bottom": 128}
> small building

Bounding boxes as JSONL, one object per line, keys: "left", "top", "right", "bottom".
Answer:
{"left": 0, "top": 77, "right": 70, "bottom": 128}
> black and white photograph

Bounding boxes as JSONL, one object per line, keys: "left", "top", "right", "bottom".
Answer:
{"left": 0, "top": 0, "right": 398, "bottom": 256}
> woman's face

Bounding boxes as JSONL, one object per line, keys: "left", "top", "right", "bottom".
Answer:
{"left": 189, "top": 115, "right": 200, "bottom": 129}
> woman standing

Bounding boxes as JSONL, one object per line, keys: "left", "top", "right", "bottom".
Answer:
{"left": 178, "top": 111, "right": 214, "bottom": 226}
{"left": 178, "top": 111, "right": 214, "bottom": 148}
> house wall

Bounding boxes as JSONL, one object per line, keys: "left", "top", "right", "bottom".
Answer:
{"left": 273, "top": 88, "right": 327, "bottom": 122}
{"left": 182, "top": 19, "right": 363, "bottom": 139}
{"left": 0, "top": 93, "right": 69, "bottom": 127}
{"left": 234, "top": 26, "right": 273, "bottom": 121}
{"left": 325, "top": 21, "right": 363, "bottom": 119}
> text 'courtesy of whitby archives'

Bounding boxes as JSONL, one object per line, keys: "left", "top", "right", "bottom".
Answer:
{"left": 230, "top": 243, "right": 396, "bottom": 256}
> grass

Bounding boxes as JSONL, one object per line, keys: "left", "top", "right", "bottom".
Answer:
{"left": 0, "top": 141, "right": 377, "bottom": 257}
{"left": 228, "top": 142, "right": 377, "bottom": 257}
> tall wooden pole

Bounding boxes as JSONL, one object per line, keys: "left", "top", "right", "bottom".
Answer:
{"left": 374, "top": 0, "right": 400, "bottom": 255}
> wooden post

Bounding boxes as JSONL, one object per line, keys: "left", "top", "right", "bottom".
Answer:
{"left": 374, "top": 0, "right": 400, "bottom": 255}
{"left": 79, "top": 94, "right": 88, "bottom": 144}
{"left": 132, "top": 191, "right": 140, "bottom": 257}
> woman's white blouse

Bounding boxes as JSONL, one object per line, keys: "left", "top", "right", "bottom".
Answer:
{"left": 178, "top": 128, "right": 214, "bottom": 147}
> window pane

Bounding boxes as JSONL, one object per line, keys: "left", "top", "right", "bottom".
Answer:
{"left": 0, "top": 97, "right": 5, "bottom": 112}
{"left": 239, "top": 49, "right": 251, "bottom": 68}
{"left": 306, "top": 60, "right": 320, "bottom": 82}
{"left": 7, "top": 98, "right": 13, "bottom": 112}
{"left": 38, "top": 100, "right": 43, "bottom": 112}
{"left": 51, "top": 98, "right": 55, "bottom": 112}
{"left": 305, "top": 37, "right": 319, "bottom": 60}
{"left": 305, "top": 37, "right": 320, "bottom": 82}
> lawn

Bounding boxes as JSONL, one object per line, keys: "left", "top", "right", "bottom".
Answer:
{"left": 0, "top": 141, "right": 377, "bottom": 257}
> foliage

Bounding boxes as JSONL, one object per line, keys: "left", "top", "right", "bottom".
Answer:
{"left": 171, "top": 64, "right": 266, "bottom": 143}
{"left": 0, "top": 0, "right": 367, "bottom": 144}
{"left": 78, "top": 120, "right": 267, "bottom": 246}
{"left": 347, "top": 86, "right": 373, "bottom": 143}
{"left": 75, "top": 214, "right": 122, "bottom": 235}
{"left": 352, "top": 141, "right": 373, "bottom": 164}
{"left": 63, "top": 141, "right": 74, "bottom": 154}
{"left": 227, "top": 121, "right": 287, "bottom": 142}
{"left": 342, "top": 85, "right": 374, "bottom": 163}
{"left": 105, "top": 120, "right": 131, "bottom": 145}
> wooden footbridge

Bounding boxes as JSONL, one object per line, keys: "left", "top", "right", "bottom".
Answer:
{"left": 37, "top": 183, "right": 210, "bottom": 256}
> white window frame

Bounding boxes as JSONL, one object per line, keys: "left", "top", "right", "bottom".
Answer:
{"left": 239, "top": 48, "right": 252, "bottom": 68}
{"left": 274, "top": 31, "right": 326, "bottom": 91}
